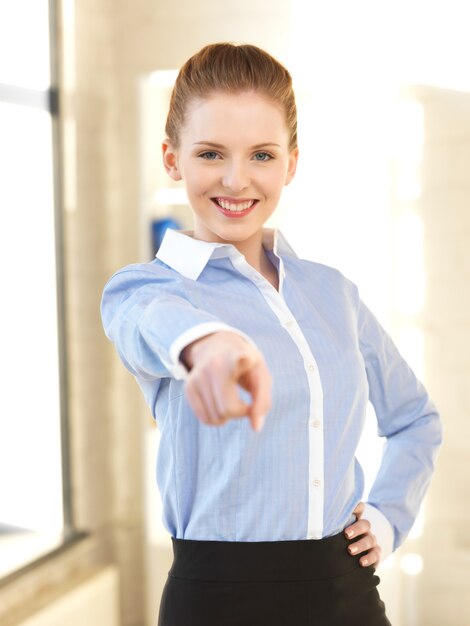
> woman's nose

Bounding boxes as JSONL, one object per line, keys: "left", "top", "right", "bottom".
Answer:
{"left": 222, "top": 161, "right": 250, "bottom": 192}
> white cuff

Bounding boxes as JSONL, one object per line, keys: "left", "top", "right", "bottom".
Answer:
{"left": 165, "top": 322, "right": 259, "bottom": 380}
{"left": 363, "top": 502, "right": 395, "bottom": 566}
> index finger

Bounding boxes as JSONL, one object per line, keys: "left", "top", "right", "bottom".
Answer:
{"left": 352, "top": 501, "right": 365, "bottom": 520}
{"left": 240, "top": 360, "right": 272, "bottom": 432}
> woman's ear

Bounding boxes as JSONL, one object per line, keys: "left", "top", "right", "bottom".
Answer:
{"left": 162, "top": 140, "right": 182, "bottom": 181}
{"left": 285, "top": 147, "right": 299, "bottom": 186}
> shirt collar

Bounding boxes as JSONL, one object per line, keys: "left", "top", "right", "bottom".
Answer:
{"left": 156, "top": 227, "right": 298, "bottom": 280}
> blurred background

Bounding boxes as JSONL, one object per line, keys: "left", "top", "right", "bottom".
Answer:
{"left": 0, "top": 0, "right": 469, "bottom": 624}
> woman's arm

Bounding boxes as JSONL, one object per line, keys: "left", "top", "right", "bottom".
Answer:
{"left": 101, "top": 264, "right": 271, "bottom": 430}
{"left": 100, "top": 264, "right": 257, "bottom": 381}
{"left": 352, "top": 294, "right": 443, "bottom": 561}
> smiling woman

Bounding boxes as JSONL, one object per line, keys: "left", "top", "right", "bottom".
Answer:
{"left": 101, "top": 42, "right": 442, "bottom": 626}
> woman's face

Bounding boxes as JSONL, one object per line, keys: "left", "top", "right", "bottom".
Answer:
{"left": 162, "top": 91, "right": 299, "bottom": 246}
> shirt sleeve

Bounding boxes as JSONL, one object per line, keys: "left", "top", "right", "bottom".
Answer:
{"left": 357, "top": 294, "right": 443, "bottom": 553}
{"left": 100, "top": 263, "right": 258, "bottom": 381}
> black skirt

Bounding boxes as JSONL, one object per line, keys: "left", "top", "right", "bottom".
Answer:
{"left": 157, "top": 531, "right": 391, "bottom": 626}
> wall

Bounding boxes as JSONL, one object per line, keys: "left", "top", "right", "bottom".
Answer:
{"left": 413, "top": 85, "right": 470, "bottom": 625}
{"left": 18, "top": 568, "right": 119, "bottom": 626}
{"left": 61, "top": 0, "right": 145, "bottom": 623}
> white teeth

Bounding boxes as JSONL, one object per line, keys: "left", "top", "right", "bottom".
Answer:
{"left": 216, "top": 198, "right": 255, "bottom": 212}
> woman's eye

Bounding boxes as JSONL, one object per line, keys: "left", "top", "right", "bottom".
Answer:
{"left": 199, "top": 151, "right": 220, "bottom": 160}
{"left": 253, "top": 152, "right": 272, "bottom": 162}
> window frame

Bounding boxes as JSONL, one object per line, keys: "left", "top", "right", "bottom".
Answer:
{"left": 0, "top": 0, "right": 79, "bottom": 584}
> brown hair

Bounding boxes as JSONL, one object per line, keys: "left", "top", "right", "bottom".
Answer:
{"left": 165, "top": 42, "right": 297, "bottom": 151}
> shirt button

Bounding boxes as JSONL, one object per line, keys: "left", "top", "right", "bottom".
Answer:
{"left": 285, "top": 319, "right": 294, "bottom": 327}
{"left": 312, "top": 479, "right": 322, "bottom": 487}
{"left": 308, "top": 363, "right": 315, "bottom": 372}
{"left": 310, "top": 419, "right": 322, "bottom": 429}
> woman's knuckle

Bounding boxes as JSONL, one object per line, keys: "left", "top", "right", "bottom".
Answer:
{"left": 197, "top": 411, "right": 208, "bottom": 424}
{"left": 217, "top": 402, "right": 229, "bottom": 417}
{"left": 227, "top": 400, "right": 242, "bottom": 415}
{"left": 200, "top": 363, "right": 214, "bottom": 377}
{"left": 186, "top": 378, "right": 199, "bottom": 394}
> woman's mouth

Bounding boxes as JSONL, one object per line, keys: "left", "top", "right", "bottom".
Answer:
{"left": 211, "top": 197, "right": 258, "bottom": 217}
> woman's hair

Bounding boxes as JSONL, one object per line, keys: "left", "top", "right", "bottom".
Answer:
{"left": 165, "top": 42, "right": 297, "bottom": 151}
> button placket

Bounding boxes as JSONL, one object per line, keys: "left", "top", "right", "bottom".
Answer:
{"left": 238, "top": 257, "right": 325, "bottom": 538}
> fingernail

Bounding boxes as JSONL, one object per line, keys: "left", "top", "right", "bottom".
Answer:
{"left": 345, "top": 529, "right": 354, "bottom": 538}
{"left": 361, "top": 558, "right": 368, "bottom": 566}
{"left": 349, "top": 546, "right": 358, "bottom": 554}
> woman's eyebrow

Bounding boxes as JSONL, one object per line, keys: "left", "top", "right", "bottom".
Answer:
{"left": 193, "top": 141, "right": 281, "bottom": 149}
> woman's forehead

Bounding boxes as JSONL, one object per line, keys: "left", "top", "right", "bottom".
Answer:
{"left": 181, "top": 92, "right": 288, "bottom": 142}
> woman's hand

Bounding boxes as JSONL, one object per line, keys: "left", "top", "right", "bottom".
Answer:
{"left": 344, "top": 502, "right": 382, "bottom": 567}
{"left": 180, "top": 331, "right": 272, "bottom": 432}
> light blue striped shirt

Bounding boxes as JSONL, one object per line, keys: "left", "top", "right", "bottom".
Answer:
{"left": 100, "top": 227, "right": 442, "bottom": 559}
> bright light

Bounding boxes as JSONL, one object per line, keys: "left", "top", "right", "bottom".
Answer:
{"left": 391, "top": 100, "right": 424, "bottom": 202}
{"left": 408, "top": 508, "right": 425, "bottom": 540}
{"left": 396, "top": 326, "right": 424, "bottom": 381}
{"left": 62, "top": 0, "right": 76, "bottom": 92}
{"left": 0, "top": 0, "right": 50, "bottom": 90}
{"left": 153, "top": 187, "right": 188, "bottom": 206}
{"left": 148, "top": 70, "right": 178, "bottom": 87}
{"left": 381, "top": 554, "right": 397, "bottom": 570}
{"left": 0, "top": 102, "right": 63, "bottom": 532}
{"left": 395, "top": 211, "right": 425, "bottom": 316}
{"left": 401, "top": 553, "right": 424, "bottom": 576}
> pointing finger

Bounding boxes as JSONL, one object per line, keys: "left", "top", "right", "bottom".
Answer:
{"left": 239, "top": 361, "right": 272, "bottom": 432}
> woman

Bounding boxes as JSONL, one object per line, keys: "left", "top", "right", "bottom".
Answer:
{"left": 101, "top": 42, "right": 442, "bottom": 625}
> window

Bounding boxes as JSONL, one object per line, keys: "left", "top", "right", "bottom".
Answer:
{"left": 0, "top": 0, "right": 74, "bottom": 579}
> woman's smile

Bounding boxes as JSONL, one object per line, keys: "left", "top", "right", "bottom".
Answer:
{"left": 211, "top": 196, "right": 259, "bottom": 216}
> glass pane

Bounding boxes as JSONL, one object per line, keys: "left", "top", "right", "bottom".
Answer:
{"left": 0, "top": 103, "right": 63, "bottom": 542}
{"left": 0, "top": 0, "right": 50, "bottom": 89}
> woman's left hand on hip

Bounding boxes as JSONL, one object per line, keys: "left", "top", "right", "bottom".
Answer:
{"left": 343, "top": 501, "right": 381, "bottom": 567}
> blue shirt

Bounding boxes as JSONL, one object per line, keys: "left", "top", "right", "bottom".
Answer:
{"left": 100, "top": 227, "right": 442, "bottom": 559}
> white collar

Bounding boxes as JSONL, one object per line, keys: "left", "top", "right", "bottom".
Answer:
{"left": 156, "top": 228, "right": 298, "bottom": 280}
